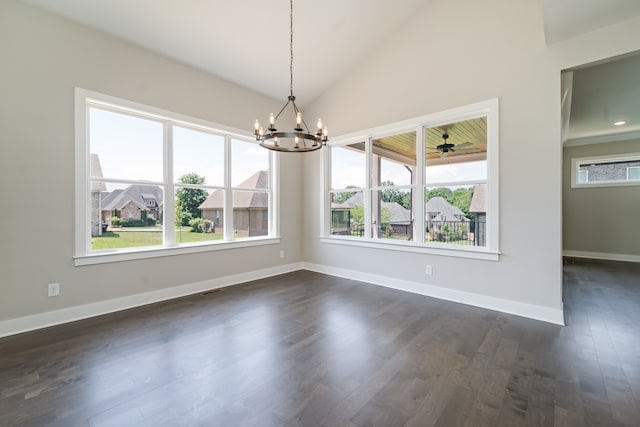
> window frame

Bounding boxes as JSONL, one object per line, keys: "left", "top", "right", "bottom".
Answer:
{"left": 321, "top": 98, "right": 499, "bottom": 261}
{"left": 75, "top": 88, "right": 280, "bottom": 266}
{"left": 571, "top": 152, "right": 640, "bottom": 188}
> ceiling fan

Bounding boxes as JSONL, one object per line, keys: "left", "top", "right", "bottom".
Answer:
{"left": 433, "top": 132, "right": 473, "bottom": 157}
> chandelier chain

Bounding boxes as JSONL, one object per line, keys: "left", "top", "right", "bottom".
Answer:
{"left": 289, "top": 0, "right": 293, "bottom": 97}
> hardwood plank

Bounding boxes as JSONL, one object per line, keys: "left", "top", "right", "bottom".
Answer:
{"left": 1, "top": 260, "right": 640, "bottom": 426}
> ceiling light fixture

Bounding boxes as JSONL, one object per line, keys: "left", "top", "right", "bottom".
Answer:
{"left": 614, "top": 120, "right": 627, "bottom": 126}
{"left": 254, "top": 0, "right": 328, "bottom": 152}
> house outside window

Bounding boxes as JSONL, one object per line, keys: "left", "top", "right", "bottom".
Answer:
{"left": 75, "top": 88, "right": 278, "bottom": 265}
{"left": 572, "top": 153, "right": 640, "bottom": 188}
{"left": 323, "top": 99, "right": 499, "bottom": 260}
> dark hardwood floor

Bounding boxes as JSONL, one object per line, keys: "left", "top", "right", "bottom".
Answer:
{"left": 1, "top": 260, "right": 639, "bottom": 426}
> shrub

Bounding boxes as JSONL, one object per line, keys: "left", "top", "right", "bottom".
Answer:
{"left": 121, "top": 219, "right": 146, "bottom": 227}
{"left": 189, "top": 217, "right": 203, "bottom": 233}
{"left": 199, "top": 219, "right": 213, "bottom": 233}
{"left": 109, "top": 216, "right": 122, "bottom": 227}
{"left": 146, "top": 217, "right": 157, "bottom": 227}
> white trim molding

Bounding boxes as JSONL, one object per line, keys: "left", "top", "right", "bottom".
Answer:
{"left": 0, "top": 263, "right": 303, "bottom": 339}
{"left": 0, "top": 260, "right": 565, "bottom": 338}
{"left": 563, "top": 250, "right": 640, "bottom": 263}
{"left": 302, "top": 262, "right": 564, "bottom": 325}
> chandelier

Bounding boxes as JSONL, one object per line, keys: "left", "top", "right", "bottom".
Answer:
{"left": 254, "top": 0, "right": 328, "bottom": 152}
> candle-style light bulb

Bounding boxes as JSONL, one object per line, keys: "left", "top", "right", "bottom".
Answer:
{"left": 274, "top": 136, "right": 279, "bottom": 146}
{"left": 269, "top": 113, "right": 275, "bottom": 125}
{"left": 295, "top": 136, "right": 300, "bottom": 147}
{"left": 296, "top": 112, "right": 302, "bottom": 125}
{"left": 317, "top": 118, "right": 322, "bottom": 131}
{"left": 323, "top": 126, "right": 328, "bottom": 137}
{"left": 254, "top": 119, "right": 260, "bottom": 131}
{"left": 258, "top": 126, "right": 264, "bottom": 136}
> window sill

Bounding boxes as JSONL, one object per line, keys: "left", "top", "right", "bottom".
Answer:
{"left": 74, "top": 237, "right": 281, "bottom": 266}
{"left": 571, "top": 180, "right": 640, "bottom": 189}
{"left": 319, "top": 236, "right": 500, "bottom": 261}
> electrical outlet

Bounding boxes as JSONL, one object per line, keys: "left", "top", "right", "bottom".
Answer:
{"left": 48, "top": 283, "right": 60, "bottom": 297}
{"left": 279, "top": 250, "right": 285, "bottom": 258}
{"left": 425, "top": 265, "right": 433, "bottom": 275}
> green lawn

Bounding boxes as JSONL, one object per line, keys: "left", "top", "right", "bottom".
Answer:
{"left": 91, "top": 229, "right": 223, "bottom": 250}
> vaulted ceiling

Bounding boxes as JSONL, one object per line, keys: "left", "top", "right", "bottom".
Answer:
{"left": 21, "top": 0, "right": 640, "bottom": 142}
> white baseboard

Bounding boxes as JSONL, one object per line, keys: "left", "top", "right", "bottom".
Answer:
{"left": 302, "top": 262, "right": 565, "bottom": 326}
{"left": 0, "top": 259, "right": 566, "bottom": 338}
{"left": 563, "top": 250, "right": 640, "bottom": 263}
{"left": 0, "top": 262, "right": 304, "bottom": 339}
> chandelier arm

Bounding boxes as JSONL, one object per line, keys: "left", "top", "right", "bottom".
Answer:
{"left": 273, "top": 99, "right": 292, "bottom": 122}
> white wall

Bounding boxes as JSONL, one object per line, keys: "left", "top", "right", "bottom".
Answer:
{"left": 0, "top": 1, "right": 303, "bottom": 324}
{"left": 302, "top": 0, "right": 640, "bottom": 320}
{"left": 563, "top": 140, "right": 640, "bottom": 258}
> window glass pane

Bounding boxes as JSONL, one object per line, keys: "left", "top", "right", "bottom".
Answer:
{"left": 424, "top": 185, "right": 483, "bottom": 246}
{"left": 629, "top": 166, "right": 640, "bottom": 181}
{"left": 232, "top": 190, "right": 269, "bottom": 238}
{"left": 331, "top": 143, "right": 366, "bottom": 189}
{"left": 578, "top": 169, "right": 588, "bottom": 183}
{"left": 89, "top": 107, "right": 163, "bottom": 182}
{"left": 371, "top": 188, "right": 413, "bottom": 241}
{"left": 91, "top": 183, "right": 164, "bottom": 250}
{"left": 232, "top": 139, "right": 269, "bottom": 188}
{"left": 174, "top": 188, "right": 222, "bottom": 244}
{"left": 330, "top": 191, "right": 364, "bottom": 237}
{"left": 425, "top": 118, "right": 487, "bottom": 184}
{"left": 372, "top": 131, "right": 415, "bottom": 187}
{"left": 174, "top": 126, "right": 224, "bottom": 187}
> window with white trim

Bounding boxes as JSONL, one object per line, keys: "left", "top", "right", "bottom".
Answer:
{"left": 324, "top": 99, "right": 499, "bottom": 258}
{"left": 75, "top": 89, "right": 277, "bottom": 263}
{"left": 571, "top": 153, "right": 640, "bottom": 188}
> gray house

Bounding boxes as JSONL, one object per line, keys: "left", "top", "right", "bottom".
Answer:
{"left": 425, "top": 196, "right": 470, "bottom": 242}
{"left": 332, "top": 192, "right": 412, "bottom": 238}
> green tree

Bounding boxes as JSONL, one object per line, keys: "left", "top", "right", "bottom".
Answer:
{"left": 380, "top": 181, "right": 402, "bottom": 204}
{"left": 350, "top": 205, "right": 364, "bottom": 228}
{"left": 448, "top": 187, "right": 474, "bottom": 217}
{"left": 380, "top": 181, "right": 412, "bottom": 210}
{"left": 335, "top": 185, "right": 359, "bottom": 203}
{"left": 176, "top": 173, "right": 208, "bottom": 226}
{"left": 426, "top": 186, "right": 475, "bottom": 219}
{"left": 426, "top": 187, "right": 452, "bottom": 201}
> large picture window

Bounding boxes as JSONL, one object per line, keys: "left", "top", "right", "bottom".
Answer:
{"left": 324, "top": 99, "right": 498, "bottom": 259}
{"left": 75, "top": 89, "right": 277, "bottom": 265}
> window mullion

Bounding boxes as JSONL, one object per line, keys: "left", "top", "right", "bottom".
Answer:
{"left": 164, "top": 122, "right": 176, "bottom": 246}
{"left": 363, "top": 137, "right": 372, "bottom": 239}
{"left": 223, "top": 135, "right": 234, "bottom": 241}
{"left": 271, "top": 151, "right": 280, "bottom": 237}
{"left": 415, "top": 125, "right": 425, "bottom": 244}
